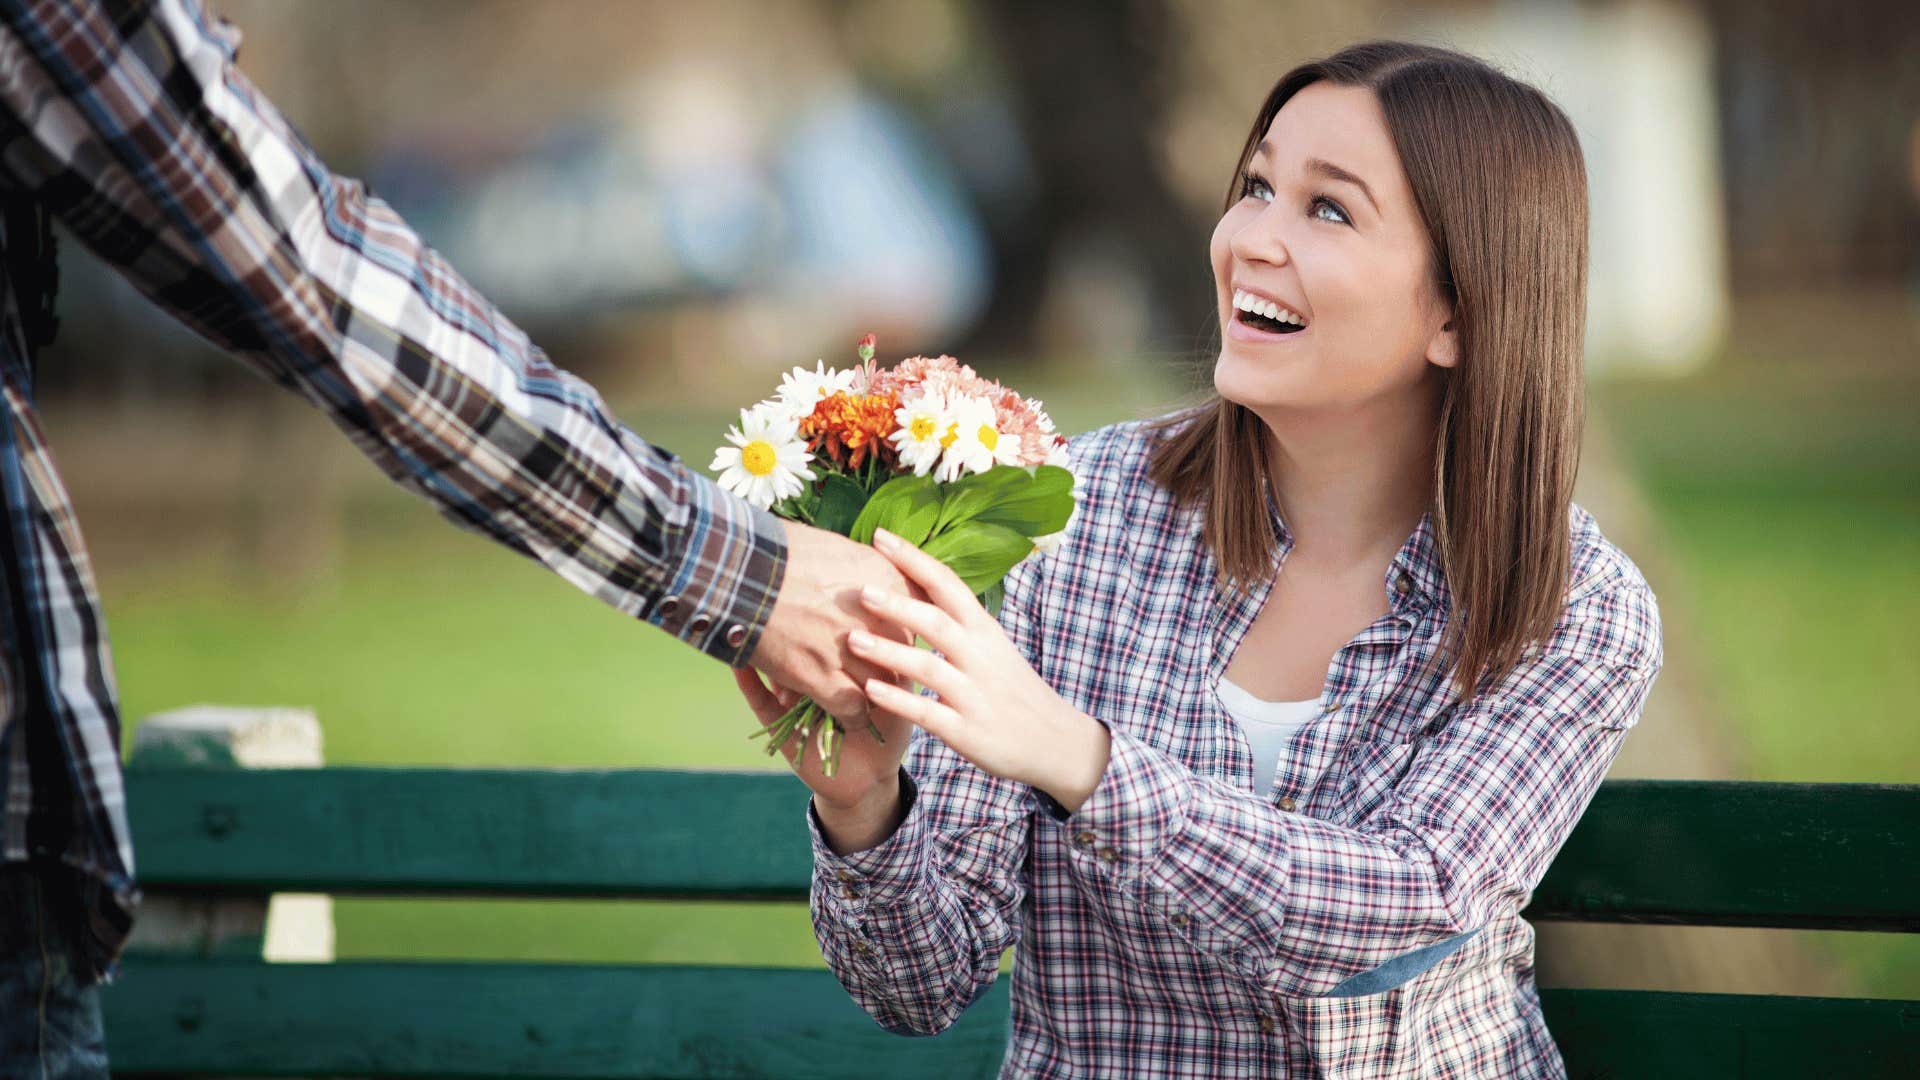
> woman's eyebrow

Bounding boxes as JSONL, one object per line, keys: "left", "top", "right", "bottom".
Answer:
{"left": 1257, "top": 140, "right": 1380, "bottom": 215}
{"left": 1305, "top": 156, "right": 1379, "bottom": 215}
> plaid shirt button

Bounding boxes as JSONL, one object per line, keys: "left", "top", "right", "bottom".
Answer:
{"left": 1258, "top": 1014, "right": 1277, "bottom": 1034}
{"left": 657, "top": 595, "right": 681, "bottom": 619}
{"left": 1096, "top": 846, "right": 1120, "bottom": 864}
{"left": 1393, "top": 572, "right": 1415, "bottom": 596}
{"left": 835, "top": 870, "right": 859, "bottom": 884}
{"left": 725, "top": 624, "right": 749, "bottom": 648}
{"left": 687, "top": 614, "right": 712, "bottom": 636}
{"left": 1277, "top": 797, "right": 1297, "bottom": 812}
{"left": 1169, "top": 912, "right": 1189, "bottom": 928}
{"left": 1071, "top": 830, "right": 1096, "bottom": 848}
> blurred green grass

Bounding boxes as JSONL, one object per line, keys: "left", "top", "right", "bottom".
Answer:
{"left": 1592, "top": 363, "right": 1917, "bottom": 787}
{"left": 1593, "top": 358, "right": 1919, "bottom": 997}
{"left": 109, "top": 498, "right": 837, "bottom": 966}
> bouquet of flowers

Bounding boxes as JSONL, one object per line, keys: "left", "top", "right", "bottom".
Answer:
{"left": 712, "top": 335, "right": 1078, "bottom": 775}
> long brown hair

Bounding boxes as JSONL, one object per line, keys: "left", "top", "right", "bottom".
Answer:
{"left": 1147, "top": 41, "right": 1589, "bottom": 700}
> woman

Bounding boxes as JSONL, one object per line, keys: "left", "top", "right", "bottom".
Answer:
{"left": 737, "top": 41, "right": 1661, "bottom": 1078}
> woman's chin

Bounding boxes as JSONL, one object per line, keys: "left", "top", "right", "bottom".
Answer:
{"left": 1214, "top": 351, "right": 1315, "bottom": 412}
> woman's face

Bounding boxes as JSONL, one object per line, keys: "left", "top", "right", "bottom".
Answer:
{"left": 1210, "top": 81, "right": 1456, "bottom": 416}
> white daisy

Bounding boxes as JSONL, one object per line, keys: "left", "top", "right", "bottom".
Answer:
{"left": 1030, "top": 529, "right": 1071, "bottom": 556}
{"left": 1028, "top": 396, "right": 1058, "bottom": 435}
{"left": 889, "top": 391, "right": 955, "bottom": 478}
{"left": 710, "top": 404, "right": 816, "bottom": 510}
{"left": 773, "top": 360, "right": 859, "bottom": 421}
{"left": 937, "top": 394, "right": 1021, "bottom": 481}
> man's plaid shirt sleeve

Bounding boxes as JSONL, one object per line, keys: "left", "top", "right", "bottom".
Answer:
{"left": 0, "top": 0, "right": 784, "bottom": 663}
{"left": 1044, "top": 578, "right": 1661, "bottom": 998}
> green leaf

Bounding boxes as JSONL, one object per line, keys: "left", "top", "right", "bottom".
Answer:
{"left": 849, "top": 475, "right": 943, "bottom": 546}
{"left": 812, "top": 473, "right": 871, "bottom": 536}
{"left": 978, "top": 579, "right": 1005, "bottom": 618}
{"left": 920, "top": 520, "right": 1035, "bottom": 595}
{"left": 931, "top": 466, "right": 1033, "bottom": 537}
{"left": 774, "top": 484, "right": 820, "bottom": 524}
{"left": 969, "top": 464, "right": 1075, "bottom": 538}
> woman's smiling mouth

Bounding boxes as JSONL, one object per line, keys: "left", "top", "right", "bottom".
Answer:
{"left": 1230, "top": 288, "right": 1309, "bottom": 339}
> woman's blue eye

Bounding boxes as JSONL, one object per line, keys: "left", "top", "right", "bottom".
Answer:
{"left": 1240, "top": 172, "right": 1274, "bottom": 203}
{"left": 1311, "top": 196, "right": 1350, "bottom": 225}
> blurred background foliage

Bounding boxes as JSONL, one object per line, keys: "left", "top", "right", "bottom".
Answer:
{"left": 32, "top": 0, "right": 1917, "bottom": 996}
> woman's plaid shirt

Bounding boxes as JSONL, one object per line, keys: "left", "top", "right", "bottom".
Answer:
{"left": 809, "top": 420, "right": 1663, "bottom": 1078}
{"left": 0, "top": 0, "right": 784, "bottom": 978}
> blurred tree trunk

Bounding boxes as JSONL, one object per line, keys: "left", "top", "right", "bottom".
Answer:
{"left": 964, "top": 0, "right": 1213, "bottom": 360}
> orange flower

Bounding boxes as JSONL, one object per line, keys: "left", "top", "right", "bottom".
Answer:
{"left": 799, "top": 390, "right": 902, "bottom": 471}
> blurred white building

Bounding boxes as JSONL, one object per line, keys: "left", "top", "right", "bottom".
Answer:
{"left": 1417, "top": 0, "right": 1729, "bottom": 373}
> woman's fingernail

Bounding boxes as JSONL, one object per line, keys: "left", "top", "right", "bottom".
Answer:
{"left": 873, "top": 528, "right": 897, "bottom": 550}
{"left": 860, "top": 585, "right": 885, "bottom": 606}
{"left": 849, "top": 630, "right": 874, "bottom": 651}
{"left": 865, "top": 678, "right": 895, "bottom": 697}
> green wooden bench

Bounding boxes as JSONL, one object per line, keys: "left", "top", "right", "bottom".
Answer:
{"left": 104, "top": 751, "right": 1919, "bottom": 1077}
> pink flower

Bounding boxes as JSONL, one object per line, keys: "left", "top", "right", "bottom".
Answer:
{"left": 989, "top": 390, "right": 1060, "bottom": 467}
{"left": 869, "top": 354, "right": 979, "bottom": 399}
{"left": 870, "top": 355, "right": 1069, "bottom": 468}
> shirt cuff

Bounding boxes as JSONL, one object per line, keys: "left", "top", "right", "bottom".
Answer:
{"left": 807, "top": 769, "right": 930, "bottom": 910}
{"left": 645, "top": 468, "right": 788, "bottom": 666}
{"left": 1045, "top": 728, "right": 1192, "bottom": 887}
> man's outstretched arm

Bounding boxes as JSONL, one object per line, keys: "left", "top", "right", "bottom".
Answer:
{"left": 0, "top": 0, "right": 897, "bottom": 721}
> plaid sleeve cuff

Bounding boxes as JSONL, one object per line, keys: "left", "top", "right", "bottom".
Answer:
{"left": 643, "top": 466, "right": 788, "bottom": 666}
{"left": 1046, "top": 729, "right": 1192, "bottom": 888}
{"left": 808, "top": 769, "right": 930, "bottom": 910}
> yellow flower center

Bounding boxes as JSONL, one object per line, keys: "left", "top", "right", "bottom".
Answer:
{"left": 939, "top": 423, "right": 958, "bottom": 450}
{"left": 741, "top": 440, "right": 778, "bottom": 477}
{"left": 978, "top": 425, "right": 999, "bottom": 451}
{"left": 910, "top": 415, "right": 936, "bottom": 440}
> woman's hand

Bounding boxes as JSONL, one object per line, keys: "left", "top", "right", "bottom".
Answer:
{"left": 733, "top": 667, "right": 912, "bottom": 854}
{"left": 848, "top": 528, "right": 1111, "bottom": 813}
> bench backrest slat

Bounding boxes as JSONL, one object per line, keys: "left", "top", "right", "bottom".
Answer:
{"left": 126, "top": 770, "right": 1920, "bottom": 930}
{"left": 107, "top": 959, "right": 1012, "bottom": 1078}
{"left": 1528, "top": 779, "right": 1919, "bottom": 931}
{"left": 102, "top": 960, "right": 1920, "bottom": 1080}
{"left": 129, "top": 767, "right": 813, "bottom": 899}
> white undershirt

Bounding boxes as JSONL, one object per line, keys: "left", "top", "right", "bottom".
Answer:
{"left": 1217, "top": 676, "right": 1321, "bottom": 799}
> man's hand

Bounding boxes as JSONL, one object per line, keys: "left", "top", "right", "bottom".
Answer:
{"left": 748, "top": 519, "right": 916, "bottom": 728}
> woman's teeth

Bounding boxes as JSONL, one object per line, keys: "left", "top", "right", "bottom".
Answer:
{"left": 1232, "top": 289, "right": 1306, "bottom": 333}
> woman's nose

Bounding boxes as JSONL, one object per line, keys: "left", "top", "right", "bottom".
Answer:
{"left": 1230, "top": 207, "right": 1290, "bottom": 267}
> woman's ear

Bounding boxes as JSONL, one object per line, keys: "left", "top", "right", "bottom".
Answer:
{"left": 1425, "top": 304, "right": 1460, "bottom": 370}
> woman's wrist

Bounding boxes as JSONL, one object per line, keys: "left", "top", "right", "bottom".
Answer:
{"left": 814, "top": 771, "right": 907, "bottom": 856}
{"left": 1027, "top": 706, "right": 1111, "bottom": 815}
